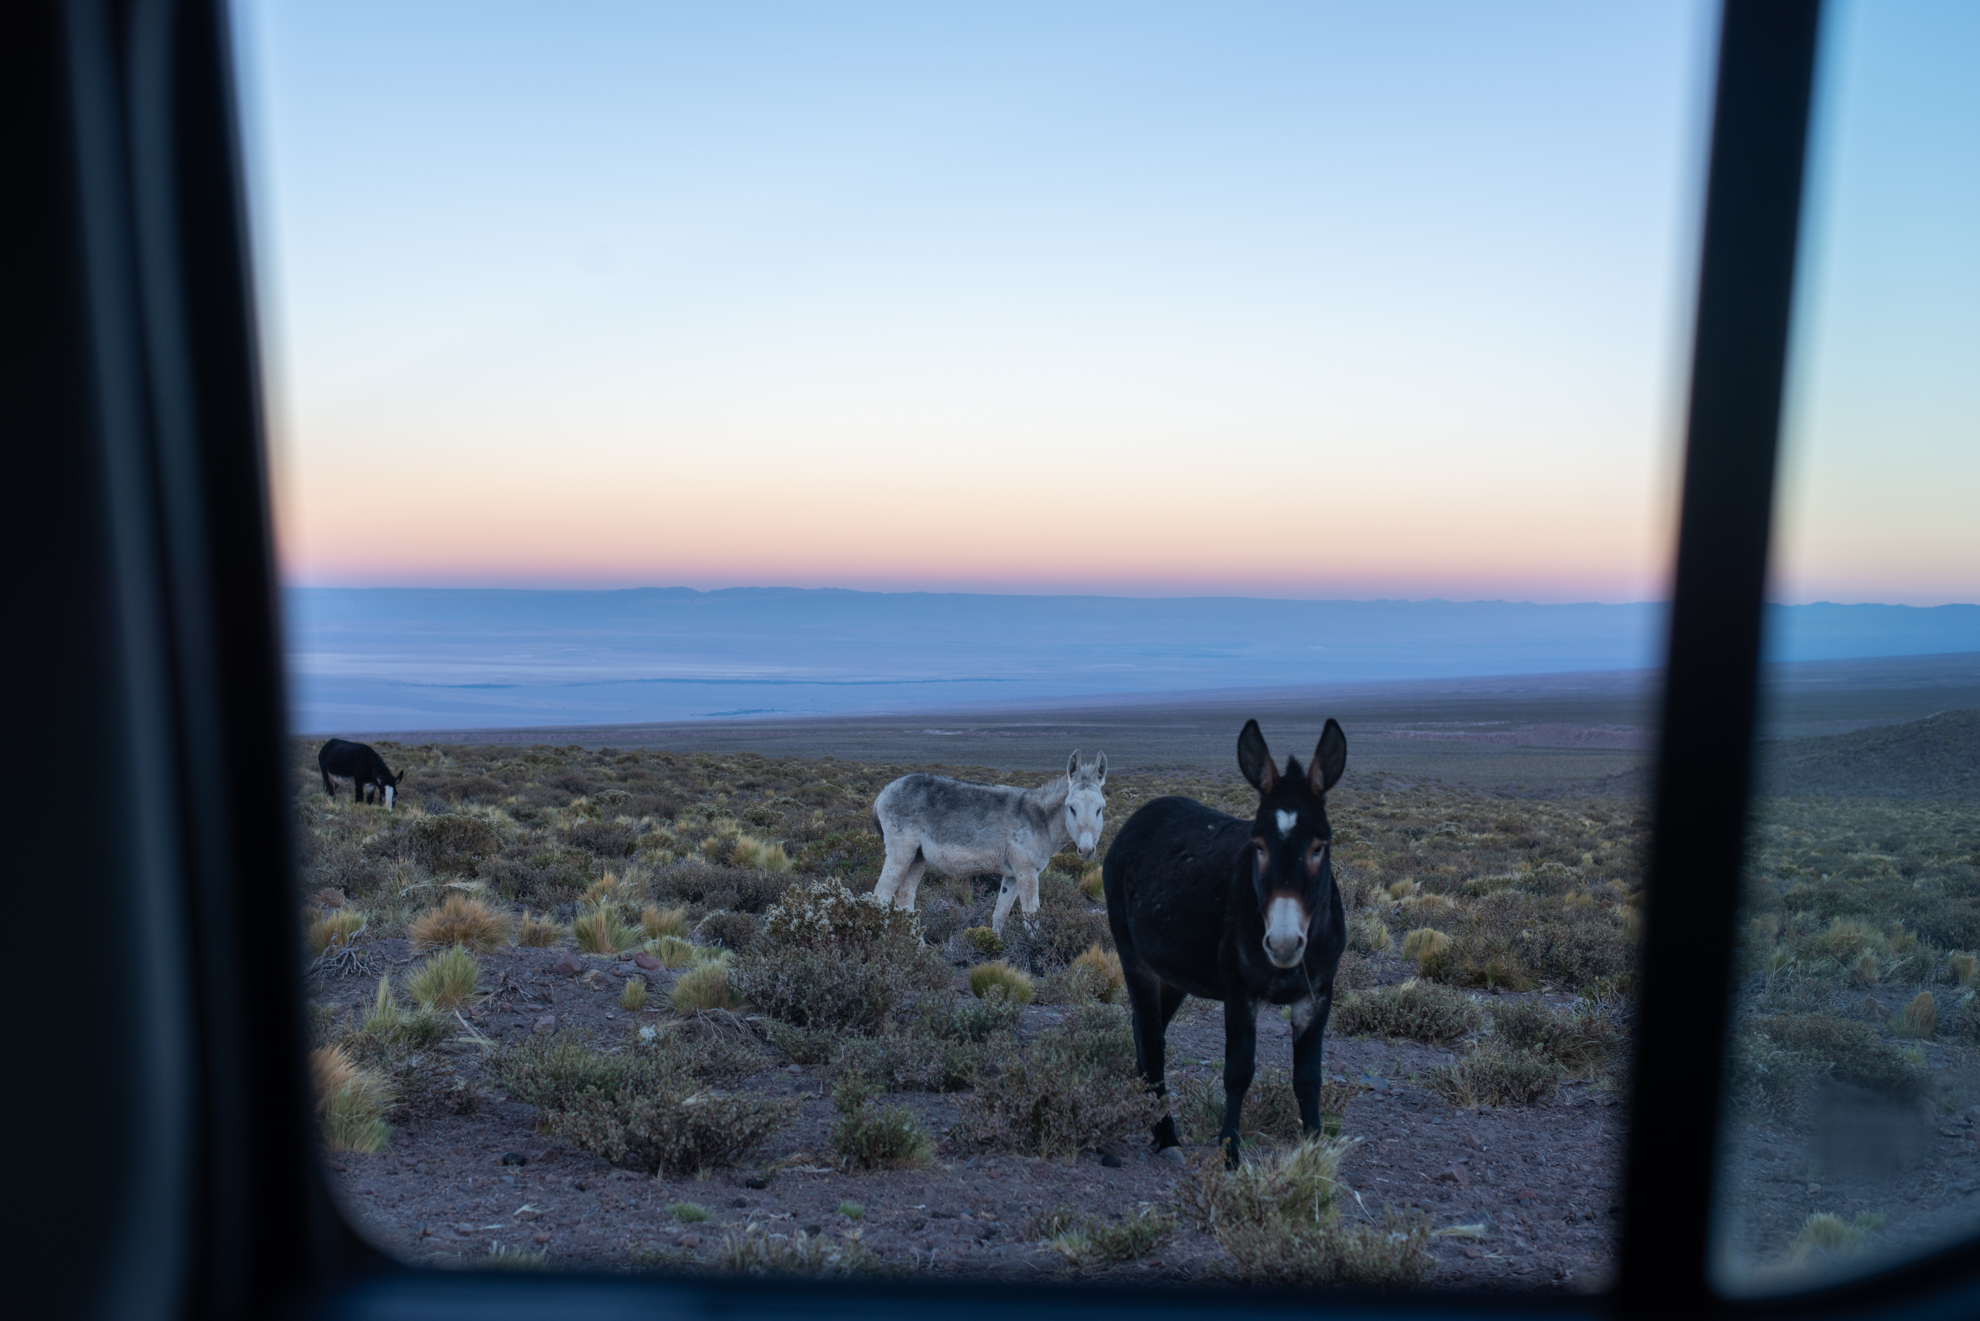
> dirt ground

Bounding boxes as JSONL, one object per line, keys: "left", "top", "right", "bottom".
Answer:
{"left": 314, "top": 937, "right": 1622, "bottom": 1288}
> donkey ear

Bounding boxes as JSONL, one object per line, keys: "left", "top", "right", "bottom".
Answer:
{"left": 1067, "top": 751, "right": 1080, "bottom": 780}
{"left": 1309, "top": 718, "right": 1347, "bottom": 793}
{"left": 1094, "top": 752, "right": 1107, "bottom": 786}
{"left": 1236, "top": 720, "right": 1278, "bottom": 792}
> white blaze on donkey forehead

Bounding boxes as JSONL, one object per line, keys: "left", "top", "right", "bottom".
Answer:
{"left": 1275, "top": 809, "right": 1297, "bottom": 836}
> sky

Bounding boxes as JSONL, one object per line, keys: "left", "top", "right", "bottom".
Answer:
{"left": 232, "top": 1, "right": 1975, "bottom": 607}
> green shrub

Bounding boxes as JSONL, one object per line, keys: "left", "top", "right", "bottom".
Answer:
{"left": 406, "top": 813, "right": 502, "bottom": 875}
{"left": 670, "top": 959, "right": 738, "bottom": 1013}
{"left": 496, "top": 1034, "right": 795, "bottom": 1175}
{"left": 407, "top": 946, "right": 480, "bottom": 1011}
{"left": 1751, "top": 1013, "right": 1924, "bottom": 1099}
{"left": 311, "top": 1044, "right": 393, "bottom": 1152}
{"left": 1419, "top": 889, "right": 1632, "bottom": 991}
{"left": 912, "top": 989, "right": 1025, "bottom": 1042}
{"left": 717, "top": 1226, "right": 894, "bottom": 1277}
{"left": 1171, "top": 1067, "right": 1357, "bottom": 1145}
{"left": 1427, "top": 1044, "right": 1562, "bottom": 1107}
{"left": 670, "top": 1202, "right": 711, "bottom": 1223}
{"left": 1334, "top": 980, "right": 1482, "bottom": 1045}
{"left": 968, "top": 961, "right": 1035, "bottom": 1003}
{"left": 1049, "top": 1210, "right": 1175, "bottom": 1266}
{"left": 1491, "top": 998, "right": 1626, "bottom": 1072}
{"left": 962, "top": 926, "right": 1005, "bottom": 958}
{"left": 956, "top": 1008, "right": 1155, "bottom": 1157}
{"left": 573, "top": 906, "right": 638, "bottom": 954}
{"left": 621, "top": 977, "right": 648, "bottom": 1011}
{"left": 829, "top": 1076, "right": 933, "bottom": 1169}
{"left": 731, "top": 878, "right": 945, "bottom": 1034}
{"left": 642, "top": 905, "right": 690, "bottom": 939}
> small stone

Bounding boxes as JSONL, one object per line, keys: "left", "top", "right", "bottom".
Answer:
{"left": 534, "top": 1015, "right": 558, "bottom": 1034}
{"left": 501, "top": 1152, "right": 528, "bottom": 1166}
{"left": 678, "top": 1233, "right": 702, "bottom": 1249}
{"left": 632, "top": 953, "right": 661, "bottom": 970}
{"left": 744, "top": 1176, "right": 769, "bottom": 1190}
{"left": 1436, "top": 1166, "right": 1471, "bottom": 1188}
{"left": 532, "top": 1232, "right": 552, "bottom": 1244}
{"left": 553, "top": 955, "right": 582, "bottom": 976}
{"left": 1465, "top": 1247, "right": 1484, "bottom": 1260}
{"left": 1808, "top": 1183, "right": 1822, "bottom": 1195}
{"left": 1154, "top": 1146, "right": 1185, "bottom": 1164}
{"left": 805, "top": 1224, "right": 822, "bottom": 1235}
{"left": 1100, "top": 1153, "right": 1124, "bottom": 1168}
{"left": 325, "top": 1161, "right": 346, "bottom": 1173}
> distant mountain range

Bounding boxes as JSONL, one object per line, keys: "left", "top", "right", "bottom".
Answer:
{"left": 285, "top": 587, "right": 1980, "bottom": 734}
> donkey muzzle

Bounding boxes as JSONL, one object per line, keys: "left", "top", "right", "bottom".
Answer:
{"left": 1263, "top": 895, "right": 1309, "bottom": 968}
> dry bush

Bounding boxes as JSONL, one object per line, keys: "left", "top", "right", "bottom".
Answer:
{"left": 408, "top": 893, "right": 511, "bottom": 952}
{"left": 695, "top": 909, "right": 759, "bottom": 949}
{"left": 956, "top": 1007, "right": 1156, "bottom": 1157}
{"left": 1170, "top": 1068, "right": 1363, "bottom": 1146}
{"left": 657, "top": 865, "right": 797, "bottom": 914}
{"left": 1427, "top": 1044, "right": 1562, "bottom": 1107}
{"left": 310, "top": 1043, "right": 394, "bottom": 1152}
{"left": 573, "top": 906, "right": 637, "bottom": 955}
{"left": 496, "top": 1034, "right": 795, "bottom": 1176}
{"left": 1333, "top": 980, "right": 1482, "bottom": 1045}
{"left": 1896, "top": 991, "right": 1938, "bottom": 1039}
{"left": 567, "top": 819, "right": 639, "bottom": 859}
{"left": 671, "top": 960, "right": 738, "bottom": 1013}
{"left": 1419, "top": 890, "right": 1633, "bottom": 992}
{"left": 406, "top": 813, "right": 501, "bottom": 875}
{"left": 1004, "top": 905, "right": 1113, "bottom": 972}
{"left": 643, "top": 904, "right": 689, "bottom": 939}
{"left": 515, "top": 910, "right": 562, "bottom": 947}
{"left": 1178, "top": 1136, "right": 1433, "bottom": 1286}
{"left": 621, "top": 978, "right": 648, "bottom": 1011}
{"left": 407, "top": 946, "right": 480, "bottom": 1011}
{"left": 1351, "top": 915, "right": 1393, "bottom": 954}
{"left": 913, "top": 988, "right": 1026, "bottom": 1043}
{"left": 968, "top": 961, "right": 1035, "bottom": 1003}
{"left": 961, "top": 926, "right": 1005, "bottom": 959}
{"left": 1491, "top": 998, "right": 1626, "bottom": 1072}
{"left": 306, "top": 907, "right": 367, "bottom": 956}
{"left": 829, "top": 1076, "right": 933, "bottom": 1169}
{"left": 731, "top": 878, "right": 945, "bottom": 1034}
{"left": 1750, "top": 1013, "right": 1924, "bottom": 1099}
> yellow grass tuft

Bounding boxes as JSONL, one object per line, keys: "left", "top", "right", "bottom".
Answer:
{"left": 306, "top": 907, "right": 367, "bottom": 956}
{"left": 670, "top": 960, "right": 737, "bottom": 1012}
{"left": 642, "top": 904, "right": 689, "bottom": 940}
{"left": 1400, "top": 928, "right": 1451, "bottom": 964}
{"left": 310, "top": 1043, "right": 394, "bottom": 1152}
{"left": 409, "top": 893, "right": 511, "bottom": 952}
{"left": 1403, "top": 892, "right": 1454, "bottom": 913}
{"left": 582, "top": 872, "right": 630, "bottom": 909}
{"left": 729, "top": 834, "right": 793, "bottom": 872}
{"left": 1896, "top": 990, "right": 1937, "bottom": 1039}
{"left": 968, "top": 961, "right": 1035, "bottom": 1004}
{"left": 573, "top": 906, "right": 636, "bottom": 955}
{"left": 1354, "top": 915, "right": 1393, "bottom": 954}
{"left": 647, "top": 935, "right": 695, "bottom": 968}
{"left": 1849, "top": 951, "right": 1881, "bottom": 987}
{"left": 1385, "top": 880, "right": 1419, "bottom": 903}
{"left": 1072, "top": 944, "right": 1126, "bottom": 1003}
{"left": 408, "top": 945, "right": 480, "bottom": 1011}
{"left": 1949, "top": 951, "right": 1977, "bottom": 987}
{"left": 515, "top": 910, "right": 562, "bottom": 948}
{"left": 363, "top": 974, "right": 406, "bottom": 1037}
{"left": 1079, "top": 866, "right": 1105, "bottom": 901}
{"left": 621, "top": 977, "right": 648, "bottom": 1011}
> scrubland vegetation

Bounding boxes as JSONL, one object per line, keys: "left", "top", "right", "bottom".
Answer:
{"left": 298, "top": 737, "right": 1655, "bottom": 1284}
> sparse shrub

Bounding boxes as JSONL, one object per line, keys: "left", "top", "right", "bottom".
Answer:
{"left": 1400, "top": 928, "right": 1450, "bottom": 964}
{"left": 1427, "top": 1044, "right": 1562, "bottom": 1107}
{"left": 655, "top": 865, "right": 795, "bottom": 914}
{"left": 310, "top": 1043, "right": 393, "bottom": 1152}
{"left": 1751, "top": 1013, "right": 1923, "bottom": 1099}
{"left": 406, "top": 813, "right": 501, "bottom": 875}
{"left": 836, "top": 1200, "right": 864, "bottom": 1220}
{"left": 1789, "top": 1211, "right": 1885, "bottom": 1265}
{"left": 732, "top": 878, "right": 946, "bottom": 1035}
{"left": 834, "top": 1031, "right": 993, "bottom": 1093}
{"left": 515, "top": 910, "right": 561, "bottom": 947}
{"left": 670, "top": 1201, "right": 711, "bottom": 1223}
{"left": 1049, "top": 1210, "right": 1175, "bottom": 1266}
{"left": 1351, "top": 915, "right": 1393, "bottom": 954}
{"left": 573, "top": 906, "right": 637, "bottom": 955}
{"left": 649, "top": 935, "right": 696, "bottom": 968}
{"left": 1171, "top": 1067, "right": 1358, "bottom": 1145}
{"left": 829, "top": 1076, "right": 933, "bottom": 1170}
{"left": 1333, "top": 980, "right": 1481, "bottom": 1045}
{"left": 568, "top": 819, "right": 639, "bottom": 859}
{"left": 496, "top": 1033, "right": 795, "bottom": 1176}
{"left": 407, "top": 946, "right": 480, "bottom": 1011}
{"left": 1071, "top": 945, "right": 1126, "bottom": 1002}
{"left": 1895, "top": 991, "right": 1938, "bottom": 1039}
{"left": 1004, "top": 905, "right": 1113, "bottom": 971}
{"left": 717, "top": 1226, "right": 893, "bottom": 1278}
{"left": 671, "top": 960, "right": 738, "bottom": 1013}
{"left": 962, "top": 926, "right": 1005, "bottom": 959}
{"left": 408, "top": 893, "right": 511, "bottom": 952}
{"left": 622, "top": 978, "right": 648, "bottom": 1011}
{"left": 912, "top": 989, "right": 1025, "bottom": 1043}
{"left": 957, "top": 1009, "right": 1155, "bottom": 1157}
{"left": 306, "top": 907, "right": 367, "bottom": 956}
{"left": 695, "top": 909, "right": 759, "bottom": 949}
{"left": 478, "top": 1246, "right": 550, "bottom": 1270}
{"left": 969, "top": 961, "right": 1035, "bottom": 1003}
{"left": 1418, "top": 889, "right": 1632, "bottom": 991}
{"left": 1491, "top": 998, "right": 1626, "bottom": 1072}
{"left": 643, "top": 904, "right": 689, "bottom": 939}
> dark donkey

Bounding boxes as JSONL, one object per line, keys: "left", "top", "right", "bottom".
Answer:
{"left": 1103, "top": 718, "right": 1347, "bottom": 1164}
{"left": 317, "top": 738, "right": 405, "bottom": 809}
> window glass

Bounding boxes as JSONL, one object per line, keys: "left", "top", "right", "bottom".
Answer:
{"left": 236, "top": 1, "right": 1714, "bottom": 1287}
{"left": 1716, "top": 0, "right": 1980, "bottom": 1294}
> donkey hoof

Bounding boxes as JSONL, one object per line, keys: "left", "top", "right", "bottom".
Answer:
{"left": 1154, "top": 1145, "right": 1186, "bottom": 1164}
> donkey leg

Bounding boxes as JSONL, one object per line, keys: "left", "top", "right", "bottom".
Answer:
{"left": 1219, "top": 994, "right": 1260, "bottom": 1167}
{"left": 1124, "top": 971, "right": 1183, "bottom": 1154}
{"left": 894, "top": 853, "right": 928, "bottom": 911}
{"left": 872, "top": 838, "right": 913, "bottom": 907}
{"left": 1291, "top": 991, "right": 1335, "bottom": 1136}
{"left": 1017, "top": 867, "right": 1041, "bottom": 917}
{"left": 990, "top": 872, "right": 1020, "bottom": 933}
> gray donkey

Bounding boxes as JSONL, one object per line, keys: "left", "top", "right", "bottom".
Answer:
{"left": 871, "top": 752, "right": 1108, "bottom": 934}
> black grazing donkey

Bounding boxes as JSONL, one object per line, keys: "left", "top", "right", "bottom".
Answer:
{"left": 317, "top": 738, "right": 405, "bottom": 809}
{"left": 1103, "top": 717, "right": 1347, "bottom": 1165}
